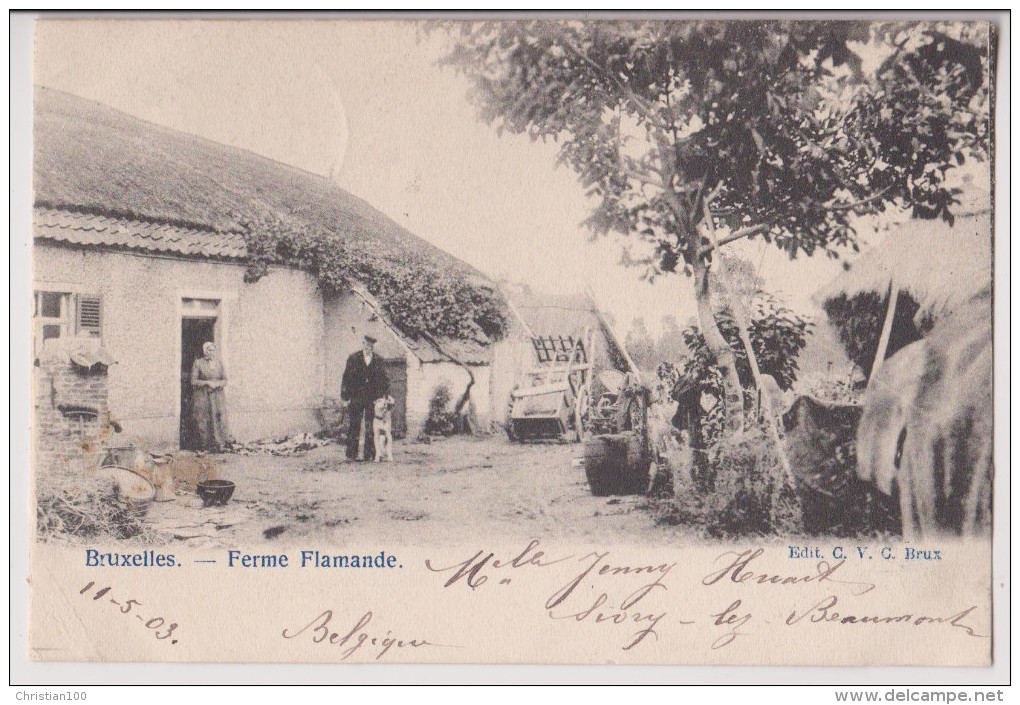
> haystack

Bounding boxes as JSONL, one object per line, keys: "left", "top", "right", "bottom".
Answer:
{"left": 814, "top": 208, "right": 992, "bottom": 381}
{"left": 815, "top": 209, "right": 991, "bottom": 325}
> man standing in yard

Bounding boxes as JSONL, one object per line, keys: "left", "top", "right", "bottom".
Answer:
{"left": 341, "top": 334, "right": 390, "bottom": 461}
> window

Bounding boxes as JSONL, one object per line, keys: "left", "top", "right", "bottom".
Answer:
{"left": 34, "top": 291, "right": 71, "bottom": 354}
{"left": 33, "top": 291, "right": 103, "bottom": 356}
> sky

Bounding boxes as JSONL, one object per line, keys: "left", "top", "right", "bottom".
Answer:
{"left": 34, "top": 19, "right": 896, "bottom": 335}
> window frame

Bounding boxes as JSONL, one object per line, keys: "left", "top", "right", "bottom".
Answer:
{"left": 33, "top": 290, "right": 72, "bottom": 355}
{"left": 32, "top": 288, "right": 104, "bottom": 356}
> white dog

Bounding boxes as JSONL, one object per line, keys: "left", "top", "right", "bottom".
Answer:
{"left": 373, "top": 394, "right": 396, "bottom": 462}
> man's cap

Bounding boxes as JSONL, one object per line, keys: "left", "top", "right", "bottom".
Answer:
{"left": 363, "top": 334, "right": 378, "bottom": 343}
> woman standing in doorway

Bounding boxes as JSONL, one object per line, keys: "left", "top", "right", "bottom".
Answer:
{"left": 191, "top": 341, "right": 228, "bottom": 452}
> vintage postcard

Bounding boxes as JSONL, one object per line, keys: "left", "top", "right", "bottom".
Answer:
{"left": 19, "top": 16, "right": 1006, "bottom": 672}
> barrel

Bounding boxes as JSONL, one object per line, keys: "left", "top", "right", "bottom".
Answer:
{"left": 583, "top": 432, "right": 650, "bottom": 496}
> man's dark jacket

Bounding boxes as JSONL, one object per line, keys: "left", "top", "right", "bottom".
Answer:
{"left": 341, "top": 351, "right": 389, "bottom": 403}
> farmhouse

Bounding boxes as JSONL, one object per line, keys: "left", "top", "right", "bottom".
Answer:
{"left": 31, "top": 88, "right": 511, "bottom": 468}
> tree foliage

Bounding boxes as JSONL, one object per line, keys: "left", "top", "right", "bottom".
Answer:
{"left": 655, "top": 314, "right": 690, "bottom": 363}
{"left": 625, "top": 315, "right": 692, "bottom": 374}
{"left": 657, "top": 294, "right": 810, "bottom": 444}
{"left": 624, "top": 317, "right": 658, "bottom": 371}
{"left": 240, "top": 210, "right": 508, "bottom": 344}
{"left": 443, "top": 20, "right": 990, "bottom": 266}
{"left": 441, "top": 19, "right": 990, "bottom": 430}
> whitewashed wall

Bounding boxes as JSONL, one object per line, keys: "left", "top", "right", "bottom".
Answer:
{"left": 34, "top": 246, "right": 325, "bottom": 445}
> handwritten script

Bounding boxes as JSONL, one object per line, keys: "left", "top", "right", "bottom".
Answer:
{"left": 426, "top": 539, "right": 687, "bottom": 650}
{"left": 77, "top": 580, "right": 180, "bottom": 644}
{"left": 282, "top": 610, "right": 456, "bottom": 661}
{"left": 424, "top": 541, "right": 987, "bottom": 654}
{"left": 702, "top": 548, "right": 876, "bottom": 596}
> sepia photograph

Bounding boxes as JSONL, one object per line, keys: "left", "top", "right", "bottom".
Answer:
{"left": 14, "top": 13, "right": 1007, "bottom": 678}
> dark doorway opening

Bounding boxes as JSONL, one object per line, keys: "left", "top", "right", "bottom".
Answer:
{"left": 180, "top": 317, "right": 217, "bottom": 449}
{"left": 383, "top": 357, "right": 408, "bottom": 439}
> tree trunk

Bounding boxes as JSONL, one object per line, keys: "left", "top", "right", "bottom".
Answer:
{"left": 421, "top": 331, "right": 476, "bottom": 433}
{"left": 700, "top": 199, "right": 794, "bottom": 482}
{"left": 648, "top": 137, "right": 741, "bottom": 432}
{"left": 692, "top": 257, "right": 744, "bottom": 432}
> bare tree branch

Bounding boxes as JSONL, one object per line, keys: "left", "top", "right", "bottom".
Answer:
{"left": 825, "top": 184, "right": 895, "bottom": 211}
{"left": 623, "top": 168, "right": 667, "bottom": 190}
{"left": 696, "top": 183, "right": 891, "bottom": 258}
{"left": 698, "top": 223, "right": 771, "bottom": 256}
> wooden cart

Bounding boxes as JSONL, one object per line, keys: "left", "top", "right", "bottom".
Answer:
{"left": 505, "top": 297, "right": 653, "bottom": 495}
{"left": 507, "top": 330, "right": 593, "bottom": 442}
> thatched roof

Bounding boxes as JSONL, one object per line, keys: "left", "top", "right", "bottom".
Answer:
{"left": 349, "top": 284, "right": 491, "bottom": 366}
{"left": 814, "top": 209, "right": 992, "bottom": 323}
{"left": 33, "top": 87, "right": 506, "bottom": 353}
{"left": 511, "top": 289, "right": 605, "bottom": 339}
{"left": 35, "top": 87, "right": 487, "bottom": 273}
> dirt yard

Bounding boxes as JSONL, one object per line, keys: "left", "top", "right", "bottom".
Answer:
{"left": 145, "top": 434, "right": 685, "bottom": 548}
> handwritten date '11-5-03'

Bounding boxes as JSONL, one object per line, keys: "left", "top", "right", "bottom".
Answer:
{"left": 78, "top": 581, "right": 180, "bottom": 644}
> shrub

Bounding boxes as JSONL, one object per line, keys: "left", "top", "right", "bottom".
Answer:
{"left": 424, "top": 383, "right": 459, "bottom": 436}
{"left": 655, "top": 293, "right": 810, "bottom": 451}
{"left": 678, "top": 294, "right": 811, "bottom": 395}
{"left": 822, "top": 290, "right": 927, "bottom": 379}
{"left": 653, "top": 428, "right": 803, "bottom": 538}
{"left": 653, "top": 422, "right": 899, "bottom": 538}
{"left": 239, "top": 210, "right": 508, "bottom": 344}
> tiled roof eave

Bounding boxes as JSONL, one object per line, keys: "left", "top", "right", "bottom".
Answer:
{"left": 33, "top": 205, "right": 250, "bottom": 262}
{"left": 33, "top": 235, "right": 249, "bottom": 264}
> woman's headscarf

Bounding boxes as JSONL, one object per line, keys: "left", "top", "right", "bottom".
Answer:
{"left": 203, "top": 342, "right": 216, "bottom": 358}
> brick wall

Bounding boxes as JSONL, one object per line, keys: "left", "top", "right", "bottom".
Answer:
{"left": 33, "top": 339, "right": 112, "bottom": 475}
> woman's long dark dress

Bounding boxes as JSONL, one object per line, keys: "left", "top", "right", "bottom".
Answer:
{"left": 191, "top": 357, "right": 228, "bottom": 452}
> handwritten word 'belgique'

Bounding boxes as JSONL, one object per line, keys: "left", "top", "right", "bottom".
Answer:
{"left": 281, "top": 610, "right": 456, "bottom": 661}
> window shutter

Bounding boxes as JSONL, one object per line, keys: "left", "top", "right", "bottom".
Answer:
{"left": 76, "top": 295, "right": 102, "bottom": 337}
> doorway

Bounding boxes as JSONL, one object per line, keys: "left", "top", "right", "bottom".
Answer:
{"left": 180, "top": 317, "right": 217, "bottom": 449}
{"left": 383, "top": 358, "right": 408, "bottom": 439}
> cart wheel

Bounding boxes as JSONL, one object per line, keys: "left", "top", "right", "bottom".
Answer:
{"left": 505, "top": 394, "right": 518, "bottom": 442}
{"left": 573, "top": 387, "right": 590, "bottom": 442}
